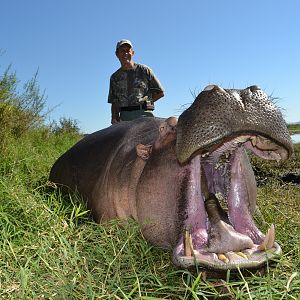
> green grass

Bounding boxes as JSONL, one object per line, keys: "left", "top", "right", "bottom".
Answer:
{"left": 0, "top": 130, "right": 299, "bottom": 299}
{"left": 287, "top": 123, "right": 300, "bottom": 135}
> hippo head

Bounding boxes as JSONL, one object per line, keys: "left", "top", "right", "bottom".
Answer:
{"left": 171, "top": 85, "right": 293, "bottom": 270}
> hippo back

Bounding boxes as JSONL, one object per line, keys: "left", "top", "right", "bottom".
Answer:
{"left": 49, "top": 117, "right": 164, "bottom": 218}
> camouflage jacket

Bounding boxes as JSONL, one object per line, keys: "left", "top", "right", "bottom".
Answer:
{"left": 108, "top": 63, "right": 164, "bottom": 108}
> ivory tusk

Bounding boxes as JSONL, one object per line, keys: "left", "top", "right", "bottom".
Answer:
{"left": 218, "top": 253, "right": 229, "bottom": 263}
{"left": 184, "top": 230, "right": 193, "bottom": 257}
{"left": 237, "top": 251, "right": 249, "bottom": 260}
{"left": 258, "top": 224, "right": 275, "bottom": 251}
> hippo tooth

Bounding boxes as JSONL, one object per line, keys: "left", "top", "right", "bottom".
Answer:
{"left": 258, "top": 224, "right": 275, "bottom": 251}
{"left": 201, "top": 151, "right": 209, "bottom": 158}
{"left": 236, "top": 251, "right": 249, "bottom": 260}
{"left": 217, "top": 253, "right": 229, "bottom": 264}
{"left": 250, "top": 136, "right": 257, "bottom": 147}
{"left": 235, "top": 136, "right": 250, "bottom": 144}
{"left": 184, "top": 230, "right": 194, "bottom": 257}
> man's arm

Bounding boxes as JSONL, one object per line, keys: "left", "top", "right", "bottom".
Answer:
{"left": 145, "top": 66, "right": 164, "bottom": 102}
{"left": 108, "top": 75, "right": 121, "bottom": 124}
{"left": 111, "top": 103, "right": 120, "bottom": 124}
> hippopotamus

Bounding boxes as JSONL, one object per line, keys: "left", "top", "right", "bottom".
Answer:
{"left": 49, "top": 85, "right": 293, "bottom": 271}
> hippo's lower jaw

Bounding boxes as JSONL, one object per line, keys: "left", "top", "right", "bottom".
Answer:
{"left": 173, "top": 242, "right": 282, "bottom": 271}
{"left": 172, "top": 134, "right": 287, "bottom": 271}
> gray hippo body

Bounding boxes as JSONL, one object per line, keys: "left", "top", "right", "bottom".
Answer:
{"left": 50, "top": 85, "right": 293, "bottom": 271}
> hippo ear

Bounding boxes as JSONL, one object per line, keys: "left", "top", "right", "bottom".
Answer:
{"left": 158, "top": 117, "right": 177, "bottom": 135}
{"left": 154, "top": 117, "right": 177, "bottom": 150}
{"left": 159, "top": 124, "right": 166, "bottom": 133}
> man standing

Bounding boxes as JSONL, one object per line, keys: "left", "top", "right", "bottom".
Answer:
{"left": 108, "top": 39, "right": 164, "bottom": 124}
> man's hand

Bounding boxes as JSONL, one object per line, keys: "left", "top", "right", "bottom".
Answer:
{"left": 138, "top": 95, "right": 154, "bottom": 110}
{"left": 111, "top": 118, "right": 119, "bottom": 124}
{"left": 138, "top": 95, "right": 149, "bottom": 103}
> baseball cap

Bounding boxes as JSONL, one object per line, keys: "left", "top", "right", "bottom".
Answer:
{"left": 116, "top": 39, "right": 133, "bottom": 51}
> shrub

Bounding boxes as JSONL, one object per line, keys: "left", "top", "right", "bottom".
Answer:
{"left": 50, "top": 116, "right": 81, "bottom": 135}
{"left": 0, "top": 67, "right": 48, "bottom": 152}
{"left": 0, "top": 68, "right": 47, "bottom": 133}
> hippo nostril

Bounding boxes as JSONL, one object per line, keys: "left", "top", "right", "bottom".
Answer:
{"left": 248, "top": 85, "right": 261, "bottom": 92}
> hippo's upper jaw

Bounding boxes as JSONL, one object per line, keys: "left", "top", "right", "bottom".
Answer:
{"left": 173, "top": 85, "right": 292, "bottom": 270}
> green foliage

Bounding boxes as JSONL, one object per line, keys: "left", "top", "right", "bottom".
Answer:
{"left": 0, "top": 127, "right": 299, "bottom": 298}
{"left": 0, "top": 67, "right": 48, "bottom": 153}
{"left": 50, "top": 116, "right": 81, "bottom": 135}
{"left": 287, "top": 123, "right": 300, "bottom": 134}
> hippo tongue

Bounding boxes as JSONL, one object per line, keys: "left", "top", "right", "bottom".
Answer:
{"left": 205, "top": 196, "right": 254, "bottom": 253}
{"left": 227, "top": 147, "right": 264, "bottom": 243}
{"left": 201, "top": 168, "right": 254, "bottom": 253}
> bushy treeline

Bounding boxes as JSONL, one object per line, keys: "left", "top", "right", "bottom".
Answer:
{"left": 0, "top": 65, "right": 81, "bottom": 152}
{"left": 287, "top": 123, "right": 300, "bottom": 134}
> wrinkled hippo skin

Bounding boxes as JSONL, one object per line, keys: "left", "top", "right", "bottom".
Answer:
{"left": 50, "top": 85, "right": 293, "bottom": 271}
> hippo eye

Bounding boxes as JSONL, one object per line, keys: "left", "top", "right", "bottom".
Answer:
{"left": 247, "top": 85, "right": 261, "bottom": 92}
{"left": 203, "top": 85, "right": 226, "bottom": 93}
{"left": 203, "top": 85, "right": 216, "bottom": 91}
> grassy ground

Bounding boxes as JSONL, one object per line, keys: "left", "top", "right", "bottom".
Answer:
{"left": 0, "top": 130, "right": 299, "bottom": 299}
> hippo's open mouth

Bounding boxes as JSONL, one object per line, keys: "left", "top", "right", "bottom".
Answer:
{"left": 173, "top": 134, "right": 287, "bottom": 270}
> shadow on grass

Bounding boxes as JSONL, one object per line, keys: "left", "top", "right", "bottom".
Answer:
{"left": 281, "top": 173, "right": 300, "bottom": 184}
{"left": 253, "top": 166, "right": 300, "bottom": 186}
